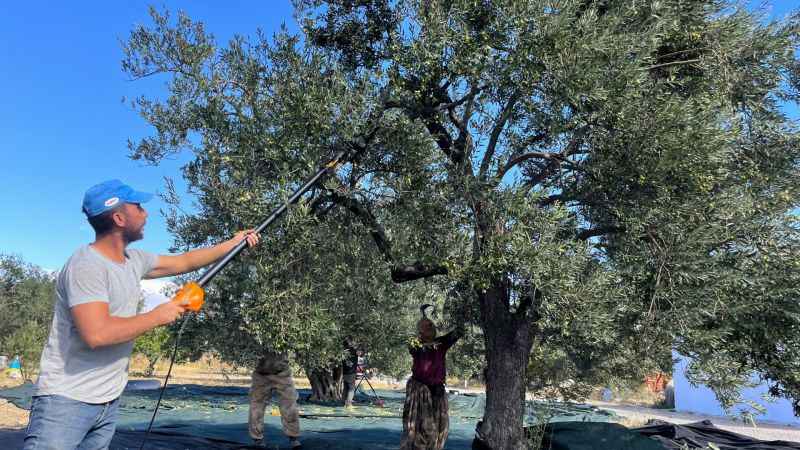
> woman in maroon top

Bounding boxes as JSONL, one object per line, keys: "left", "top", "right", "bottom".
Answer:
{"left": 400, "top": 317, "right": 463, "bottom": 450}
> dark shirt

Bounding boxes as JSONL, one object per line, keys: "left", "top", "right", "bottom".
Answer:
{"left": 409, "top": 329, "right": 462, "bottom": 387}
{"left": 342, "top": 345, "right": 359, "bottom": 375}
{"left": 255, "top": 351, "right": 290, "bottom": 376}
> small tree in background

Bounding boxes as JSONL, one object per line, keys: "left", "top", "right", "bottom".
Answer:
{"left": 0, "top": 254, "right": 54, "bottom": 381}
{"left": 133, "top": 327, "right": 172, "bottom": 377}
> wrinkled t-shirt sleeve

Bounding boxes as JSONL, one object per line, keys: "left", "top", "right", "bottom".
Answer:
{"left": 65, "top": 261, "right": 109, "bottom": 307}
{"left": 127, "top": 249, "right": 159, "bottom": 279}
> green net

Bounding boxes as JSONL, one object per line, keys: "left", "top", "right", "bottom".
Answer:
{"left": 1, "top": 382, "right": 624, "bottom": 450}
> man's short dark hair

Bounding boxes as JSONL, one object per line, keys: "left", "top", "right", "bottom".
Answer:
{"left": 87, "top": 209, "right": 118, "bottom": 235}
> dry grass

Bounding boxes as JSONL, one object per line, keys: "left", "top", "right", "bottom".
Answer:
{"left": 0, "top": 374, "right": 28, "bottom": 429}
{"left": 614, "top": 416, "right": 649, "bottom": 428}
{"left": 129, "top": 354, "right": 250, "bottom": 379}
{"left": 128, "top": 354, "right": 406, "bottom": 390}
{"left": 0, "top": 375, "right": 26, "bottom": 389}
{"left": 615, "top": 384, "right": 669, "bottom": 408}
{"left": 586, "top": 384, "right": 668, "bottom": 409}
{"left": 0, "top": 398, "right": 28, "bottom": 428}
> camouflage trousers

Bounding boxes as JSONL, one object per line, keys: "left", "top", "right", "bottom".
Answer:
{"left": 248, "top": 368, "right": 300, "bottom": 440}
{"left": 400, "top": 378, "right": 449, "bottom": 450}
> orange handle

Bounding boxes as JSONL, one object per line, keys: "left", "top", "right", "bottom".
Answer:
{"left": 171, "top": 281, "right": 205, "bottom": 312}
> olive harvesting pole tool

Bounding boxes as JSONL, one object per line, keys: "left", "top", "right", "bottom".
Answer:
{"left": 140, "top": 149, "right": 348, "bottom": 449}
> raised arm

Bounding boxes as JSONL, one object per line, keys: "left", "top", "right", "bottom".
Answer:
{"left": 145, "top": 230, "right": 260, "bottom": 279}
{"left": 440, "top": 326, "right": 465, "bottom": 350}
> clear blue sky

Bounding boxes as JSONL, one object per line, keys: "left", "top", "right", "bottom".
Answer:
{"left": 0, "top": 2, "right": 796, "bottom": 271}
{"left": 0, "top": 1, "right": 296, "bottom": 270}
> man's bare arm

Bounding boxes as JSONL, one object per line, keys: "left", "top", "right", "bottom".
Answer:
{"left": 145, "top": 230, "right": 260, "bottom": 279}
{"left": 71, "top": 301, "right": 186, "bottom": 349}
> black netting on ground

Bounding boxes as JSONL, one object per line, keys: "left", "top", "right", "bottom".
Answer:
{"left": 633, "top": 420, "right": 800, "bottom": 450}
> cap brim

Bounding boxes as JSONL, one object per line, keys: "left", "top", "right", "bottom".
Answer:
{"left": 127, "top": 191, "right": 154, "bottom": 204}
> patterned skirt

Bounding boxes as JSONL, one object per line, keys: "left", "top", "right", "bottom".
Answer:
{"left": 400, "top": 378, "right": 450, "bottom": 450}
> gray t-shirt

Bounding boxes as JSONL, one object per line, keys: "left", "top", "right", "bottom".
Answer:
{"left": 34, "top": 244, "right": 158, "bottom": 403}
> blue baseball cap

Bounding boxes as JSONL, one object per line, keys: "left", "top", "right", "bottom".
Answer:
{"left": 82, "top": 179, "right": 153, "bottom": 218}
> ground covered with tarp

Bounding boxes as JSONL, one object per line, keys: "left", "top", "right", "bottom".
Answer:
{"left": 0, "top": 381, "right": 614, "bottom": 449}
{"left": 5, "top": 383, "right": 798, "bottom": 449}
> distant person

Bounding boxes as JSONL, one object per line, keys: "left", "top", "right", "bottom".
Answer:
{"left": 356, "top": 349, "right": 367, "bottom": 376}
{"left": 248, "top": 351, "right": 302, "bottom": 449}
{"left": 8, "top": 355, "right": 22, "bottom": 379}
{"left": 342, "top": 337, "right": 359, "bottom": 408}
{"left": 24, "top": 179, "right": 260, "bottom": 450}
{"left": 400, "top": 317, "right": 463, "bottom": 450}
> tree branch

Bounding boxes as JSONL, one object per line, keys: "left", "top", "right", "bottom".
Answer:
{"left": 538, "top": 193, "right": 571, "bottom": 207}
{"left": 576, "top": 226, "right": 625, "bottom": 240}
{"left": 445, "top": 87, "right": 478, "bottom": 130}
{"left": 480, "top": 91, "right": 522, "bottom": 178}
{"left": 499, "top": 151, "right": 567, "bottom": 180}
{"left": 522, "top": 162, "right": 557, "bottom": 190}
{"left": 644, "top": 59, "right": 701, "bottom": 71}
{"left": 326, "top": 191, "right": 448, "bottom": 283}
{"left": 447, "top": 107, "right": 464, "bottom": 131}
{"left": 327, "top": 191, "right": 393, "bottom": 262}
{"left": 435, "top": 84, "right": 484, "bottom": 112}
{"left": 520, "top": 126, "right": 589, "bottom": 187}
{"left": 513, "top": 287, "right": 543, "bottom": 320}
{"left": 391, "top": 263, "right": 448, "bottom": 283}
{"left": 449, "top": 87, "right": 481, "bottom": 170}
{"left": 515, "top": 294, "right": 533, "bottom": 316}
{"left": 385, "top": 77, "right": 467, "bottom": 167}
{"left": 423, "top": 118, "right": 461, "bottom": 164}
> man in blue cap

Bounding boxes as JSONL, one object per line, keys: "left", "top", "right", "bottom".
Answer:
{"left": 23, "top": 179, "right": 260, "bottom": 450}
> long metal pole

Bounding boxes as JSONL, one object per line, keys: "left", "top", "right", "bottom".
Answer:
{"left": 196, "top": 149, "right": 347, "bottom": 287}
{"left": 139, "top": 150, "right": 347, "bottom": 450}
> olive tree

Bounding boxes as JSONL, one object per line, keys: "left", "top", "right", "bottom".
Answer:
{"left": 123, "top": 1, "right": 800, "bottom": 446}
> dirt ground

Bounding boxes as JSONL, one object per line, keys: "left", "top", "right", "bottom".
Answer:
{"left": 0, "top": 377, "right": 29, "bottom": 430}
{"left": 0, "top": 397, "right": 28, "bottom": 428}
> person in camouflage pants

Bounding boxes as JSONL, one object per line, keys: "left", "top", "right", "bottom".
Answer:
{"left": 248, "top": 352, "right": 302, "bottom": 449}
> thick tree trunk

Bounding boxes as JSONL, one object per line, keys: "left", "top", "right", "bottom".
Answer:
{"left": 477, "top": 282, "right": 535, "bottom": 450}
{"left": 307, "top": 365, "right": 343, "bottom": 402}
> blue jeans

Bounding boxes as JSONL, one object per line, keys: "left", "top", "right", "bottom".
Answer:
{"left": 23, "top": 395, "right": 120, "bottom": 450}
